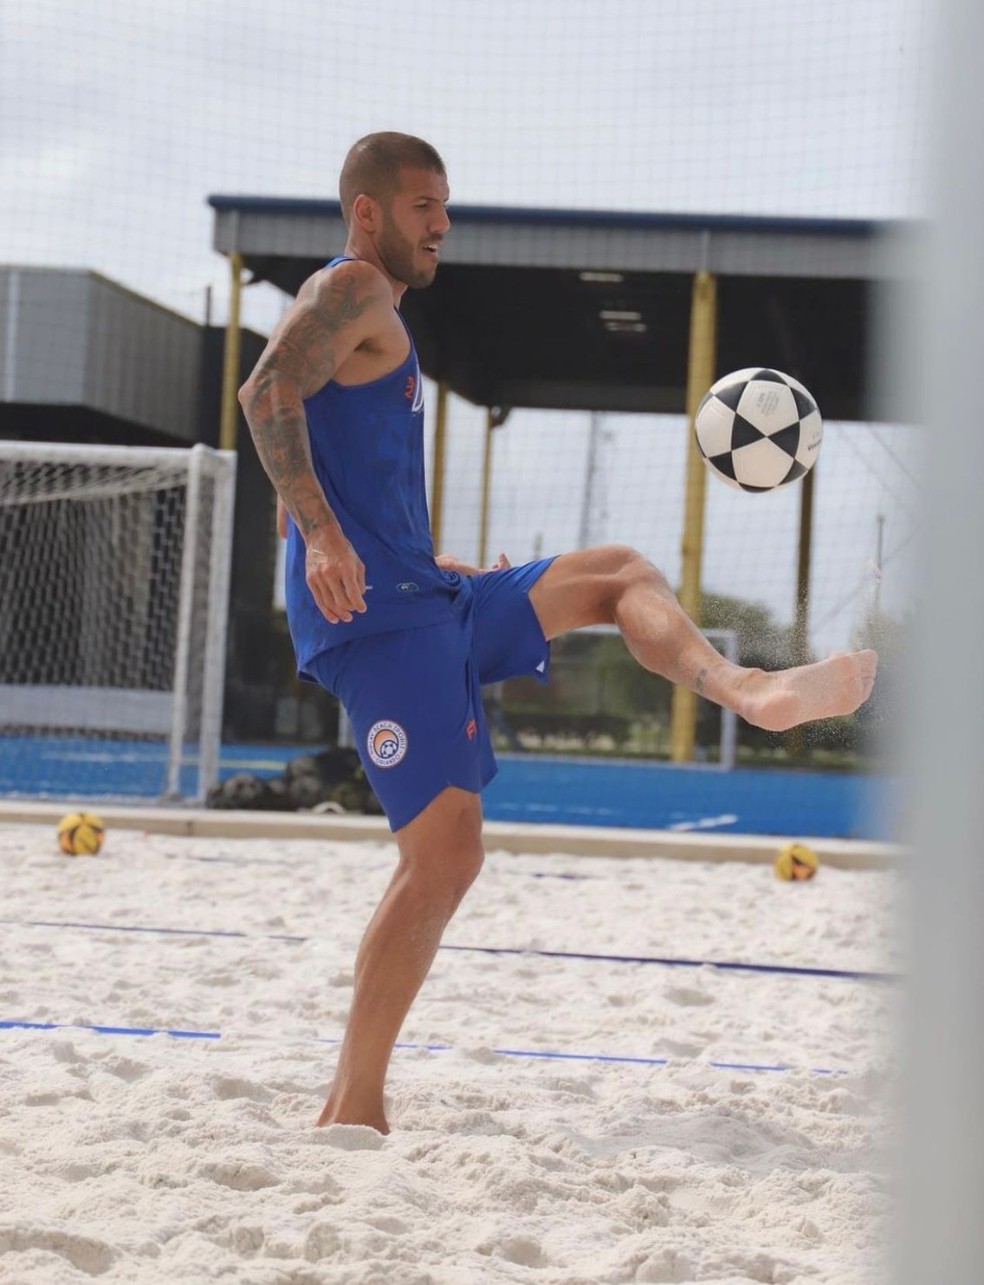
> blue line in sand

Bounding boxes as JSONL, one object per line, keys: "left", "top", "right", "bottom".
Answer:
{"left": 0, "top": 918, "right": 898, "bottom": 984}
{"left": 0, "top": 1019, "right": 844, "bottom": 1075}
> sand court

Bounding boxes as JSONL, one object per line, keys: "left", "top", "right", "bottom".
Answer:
{"left": 0, "top": 822, "right": 899, "bottom": 1283}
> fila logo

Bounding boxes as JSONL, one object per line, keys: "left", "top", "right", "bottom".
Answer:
{"left": 466, "top": 718, "right": 477, "bottom": 740}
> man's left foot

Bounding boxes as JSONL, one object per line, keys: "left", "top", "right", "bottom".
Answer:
{"left": 737, "top": 650, "right": 878, "bottom": 732}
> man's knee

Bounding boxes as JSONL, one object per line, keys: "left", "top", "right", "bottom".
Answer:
{"left": 395, "top": 787, "right": 485, "bottom": 905}
{"left": 448, "top": 842, "right": 484, "bottom": 906}
{"left": 530, "top": 543, "right": 671, "bottom": 638}
{"left": 598, "top": 544, "right": 668, "bottom": 608}
{"left": 399, "top": 838, "right": 484, "bottom": 910}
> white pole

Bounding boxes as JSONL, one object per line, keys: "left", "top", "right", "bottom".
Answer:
{"left": 0, "top": 441, "right": 197, "bottom": 468}
{"left": 196, "top": 451, "right": 236, "bottom": 801}
{"left": 338, "top": 706, "right": 355, "bottom": 749}
{"left": 900, "top": 0, "right": 984, "bottom": 1278}
{"left": 165, "top": 444, "right": 204, "bottom": 800}
{"left": 719, "top": 629, "right": 738, "bottom": 772}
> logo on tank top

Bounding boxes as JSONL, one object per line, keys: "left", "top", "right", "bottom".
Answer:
{"left": 367, "top": 720, "right": 408, "bottom": 769}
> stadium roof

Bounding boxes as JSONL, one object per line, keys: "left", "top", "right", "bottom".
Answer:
{"left": 208, "top": 196, "right": 911, "bottom": 420}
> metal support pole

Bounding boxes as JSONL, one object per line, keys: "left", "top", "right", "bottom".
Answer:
{"left": 670, "top": 269, "right": 717, "bottom": 764}
{"left": 785, "top": 464, "right": 816, "bottom": 756}
{"left": 792, "top": 464, "right": 815, "bottom": 663}
{"left": 579, "top": 411, "right": 604, "bottom": 549}
{"left": 478, "top": 406, "right": 495, "bottom": 568}
{"left": 430, "top": 380, "right": 448, "bottom": 550}
{"left": 219, "top": 251, "right": 244, "bottom": 452}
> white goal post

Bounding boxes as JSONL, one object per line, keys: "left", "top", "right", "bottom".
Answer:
{"left": 392, "top": 623, "right": 739, "bottom": 768}
{"left": 572, "top": 623, "right": 739, "bottom": 769}
{"left": 0, "top": 441, "right": 236, "bottom": 802}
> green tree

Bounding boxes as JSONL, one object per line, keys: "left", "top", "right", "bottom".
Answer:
{"left": 698, "top": 590, "right": 803, "bottom": 670}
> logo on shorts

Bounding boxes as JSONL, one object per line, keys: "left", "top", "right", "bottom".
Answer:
{"left": 367, "top": 720, "right": 408, "bottom": 769}
{"left": 466, "top": 717, "right": 477, "bottom": 741}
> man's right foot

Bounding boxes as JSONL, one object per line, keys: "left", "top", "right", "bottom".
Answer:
{"left": 316, "top": 1092, "right": 389, "bottom": 1134}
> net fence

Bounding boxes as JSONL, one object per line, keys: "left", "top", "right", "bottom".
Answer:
{"left": 0, "top": 0, "right": 931, "bottom": 804}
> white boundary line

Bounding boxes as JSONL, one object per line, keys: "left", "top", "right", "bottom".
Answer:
{"left": 0, "top": 800, "right": 902, "bottom": 870}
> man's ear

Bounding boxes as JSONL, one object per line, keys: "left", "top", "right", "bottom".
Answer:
{"left": 351, "top": 192, "right": 378, "bottom": 233}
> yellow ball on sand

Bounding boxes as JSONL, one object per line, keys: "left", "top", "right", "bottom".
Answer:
{"left": 57, "top": 811, "right": 106, "bottom": 856}
{"left": 774, "top": 841, "right": 819, "bottom": 881}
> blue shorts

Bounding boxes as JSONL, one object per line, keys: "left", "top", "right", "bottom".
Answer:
{"left": 307, "top": 557, "right": 556, "bottom": 831}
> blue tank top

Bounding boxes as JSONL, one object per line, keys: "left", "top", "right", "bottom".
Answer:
{"left": 284, "top": 257, "right": 461, "bottom": 677}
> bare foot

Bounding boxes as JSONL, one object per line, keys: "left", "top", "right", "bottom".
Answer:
{"left": 316, "top": 1090, "right": 389, "bottom": 1135}
{"left": 736, "top": 650, "right": 878, "bottom": 733}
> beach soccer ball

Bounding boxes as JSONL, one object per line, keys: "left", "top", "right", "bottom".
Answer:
{"left": 57, "top": 811, "right": 106, "bottom": 856}
{"left": 695, "top": 368, "right": 822, "bottom": 492}
{"left": 774, "top": 841, "right": 819, "bottom": 882}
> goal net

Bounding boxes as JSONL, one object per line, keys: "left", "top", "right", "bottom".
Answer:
{"left": 0, "top": 442, "right": 236, "bottom": 802}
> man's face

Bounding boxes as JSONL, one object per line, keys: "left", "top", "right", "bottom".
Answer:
{"left": 375, "top": 166, "right": 451, "bottom": 289}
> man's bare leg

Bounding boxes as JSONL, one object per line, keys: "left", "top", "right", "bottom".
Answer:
{"left": 529, "top": 546, "right": 877, "bottom": 730}
{"left": 316, "top": 786, "right": 484, "bottom": 1133}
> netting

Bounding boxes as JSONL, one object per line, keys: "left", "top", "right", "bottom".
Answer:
{"left": 0, "top": 444, "right": 235, "bottom": 801}
{"left": 2, "top": 1, "right": 930, "bottom": 320}
{"left": 439, "top": 413, "right": 919, "bottom": 655}
{"left": 0, "top": 0, "right": 931, "bottom": 805}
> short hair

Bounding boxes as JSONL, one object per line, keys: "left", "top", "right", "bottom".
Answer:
{"left": 339, "top": 132, "right": 446, "bottom": 225}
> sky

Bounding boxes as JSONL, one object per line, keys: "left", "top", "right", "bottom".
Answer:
{"left": 3, "top": 0, "right": 931, "bottom": 652}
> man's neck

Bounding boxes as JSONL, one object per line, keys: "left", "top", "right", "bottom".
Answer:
{"left": 342, "top": 243, "right": 406, "bottom": 307}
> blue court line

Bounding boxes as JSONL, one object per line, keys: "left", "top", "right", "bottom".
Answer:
{"left": 0, "top": 918, "right": 307, "bottom": 944}
{"left": 1, "top": 1019, "right": 219, "bottom": 1039}
{"left": 168, "top": 853, "right": 597, "bottom": 880}
{"left": 0, "top": 917, "right": 898, "bottom": 984}
{"left": 0, "top": 1020, "right": 844, "bottom": 1075}
{"left": 155, "top": 853, "right": 600, "bottom": 882}
{"left": 439, "top": 944, "right": 898, "bottom": 984}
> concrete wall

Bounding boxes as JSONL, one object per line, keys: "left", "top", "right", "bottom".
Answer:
{"left": 0, "top": 266, "right": 202, "bottom": 443}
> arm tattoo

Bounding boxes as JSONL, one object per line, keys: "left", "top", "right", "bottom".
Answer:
{"left": 239, "top": 271, "right": 374, "bottom": 538}
{"left": 696, "top": 667, "right": 708, "bottom": 696}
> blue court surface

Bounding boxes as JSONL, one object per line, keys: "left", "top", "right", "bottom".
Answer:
{"left": 0, "top": 735, "right": 896, "bottom": 839}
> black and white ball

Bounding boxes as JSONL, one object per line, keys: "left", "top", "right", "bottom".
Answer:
{"left": 695, "top": 368, "right": 822, "bottom": 492}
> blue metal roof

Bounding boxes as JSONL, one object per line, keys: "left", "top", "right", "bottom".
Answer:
{"left": 206, "top": 193, "right": 884, "bottom": 239}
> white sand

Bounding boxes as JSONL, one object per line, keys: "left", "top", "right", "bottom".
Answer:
{"left": 0, "top": 822, "right": 900, "bottom": 1284}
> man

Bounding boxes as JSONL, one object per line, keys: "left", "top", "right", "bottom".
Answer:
{"left": 239, "top": 132, "right": 877, "bottom": 1134}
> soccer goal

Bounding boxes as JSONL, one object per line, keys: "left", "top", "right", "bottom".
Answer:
{"left": 556, "top": 623, "right": 739, "bottom": 769}
{"left": 0, "top": 441, "right": 236, "bottom": 803}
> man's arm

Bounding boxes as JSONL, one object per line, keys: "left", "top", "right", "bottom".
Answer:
{"left": 239, "top": 260, "right": 390, "bottom": 624}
